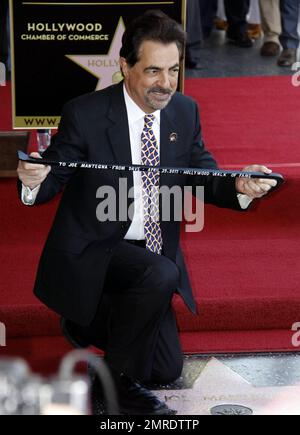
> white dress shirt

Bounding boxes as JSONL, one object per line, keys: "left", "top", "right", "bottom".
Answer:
{"left": 123, "top": 85, "right": 160, "bottom": 240}
{"left": 22, "top": 85, "right": 252, "bottom": 223}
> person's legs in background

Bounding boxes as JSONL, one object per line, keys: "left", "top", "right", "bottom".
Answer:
{"left": 215, "top": 0, "right": 229, "bottom": 31}
{"left": 216, "top": 0, "right": 227, "bottom": 22}
{"left": 185, "top": 0, "right": 203, "bottom": 69}
{"left": 199, "top": 0, "right": 218, "bottom": 38}
{"left": 6, "top": 4, "right": 11, "bottom": 74}
{"left": 278, "top": 0, "right": 300, "bottom": 66}
{"left": 259, "top": 0, "right": 282, "bottom": 56}
{"left": 224, "top": 0, "right": 253, "bottom": 47}
{"left": 0, "top": 0, "right": 9, "bottom": 68}
{"left": 185, "top": 0, "right": 218, "bottom": 69}
{"left": 248, "top": 0, "right": 263, "bottom": 40}
{"left": 216, "top": 0, "right": 262, "bottom": 39}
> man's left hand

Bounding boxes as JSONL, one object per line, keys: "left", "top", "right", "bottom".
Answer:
{"left": 236, "top": 165, "right": 278, "bottom": 199}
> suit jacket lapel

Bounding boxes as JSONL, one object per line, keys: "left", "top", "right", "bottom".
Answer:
{"left": 160, "top": 102, "right": 180, "bottom": 186}
{"left": 106, "top": 82, "right": 134, "bottom": 192}
{"left": 105, "top": 86, "right": 181, "bottom": 202}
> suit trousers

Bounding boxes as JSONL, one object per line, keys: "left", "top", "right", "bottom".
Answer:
{"left": 198, "top": 0, "right": 218, "bottom": 38}
{"left": 186, "top": 0, "right": 203, "bottom": 63}
{"left": 224, "top": 0, "right": 251, "bottom": 37}
{"left": 74, "top": 240, "right": 184, "bottom": 384}
{"left": 280, "top": 0, "right": 300, "bottom": 49}
{"left": 0, "top": 0, "right": 9, "bottom": 65}
{"left": 259, "top": 0, "right": 282, "bottom": 43}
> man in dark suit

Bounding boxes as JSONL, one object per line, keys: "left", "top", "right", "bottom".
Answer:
{"left": 17, "top": 11, "right": 277, "bottom": 415}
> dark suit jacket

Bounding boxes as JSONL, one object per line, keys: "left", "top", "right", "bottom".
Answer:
{"left": 24, "top": 82, "right": 244, "bottom": 326}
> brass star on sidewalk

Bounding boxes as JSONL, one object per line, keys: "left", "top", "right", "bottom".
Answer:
{"left": 66, "top": 18, "right": 125, "bottom": 90}
{"left": 153, "top": 358, "right": 300, "bottom": 415}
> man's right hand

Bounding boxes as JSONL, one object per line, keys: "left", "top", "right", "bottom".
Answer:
{"left": 17, "top": 152, "right": 51, "bottom": 190}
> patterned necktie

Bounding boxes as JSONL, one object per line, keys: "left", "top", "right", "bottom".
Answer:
{"left": 141, "top": 114, "right": 163, "bottom": 255}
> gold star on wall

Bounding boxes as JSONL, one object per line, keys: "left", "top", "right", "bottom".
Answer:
{"left": 66, "top": 18, "right": 125, "bottom": 90}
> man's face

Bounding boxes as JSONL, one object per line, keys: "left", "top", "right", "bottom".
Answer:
{"left": 120, "top": 40, "right": 180, "bottom": 113}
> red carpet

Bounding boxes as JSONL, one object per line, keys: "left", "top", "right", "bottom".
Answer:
{"left": 0, "top": 83, "right": 44, "bottom": 152}
{"left": 1, "top": 76, "right": 300, "bottom": 374}
{"left": 186, "top": 76, "right": 300, "bottom": 165}
{"left": 0, "top": 83, "right": 11, "bottom": 130}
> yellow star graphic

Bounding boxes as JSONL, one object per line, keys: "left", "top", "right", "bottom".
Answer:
{"left": 66, "top": 18, "right": 125, "bottom": 90}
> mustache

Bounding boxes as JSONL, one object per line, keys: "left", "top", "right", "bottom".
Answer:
{"left": 148, "top": 87, "right": 173, "bottom": 95}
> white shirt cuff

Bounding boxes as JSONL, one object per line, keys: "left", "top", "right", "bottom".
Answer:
{"left": 21, "top": 184, "right": 41, "bottom": 206}
{"left": 237, "top": 193, "right": 253, "bottom": 210}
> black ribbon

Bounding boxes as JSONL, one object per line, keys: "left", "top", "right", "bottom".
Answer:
{"left": 18, "top": 151, "right": 284, "bottom": 185}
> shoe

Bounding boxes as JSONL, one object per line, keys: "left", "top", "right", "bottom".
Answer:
{"left": 92, "top": 370, "right": 177, "bottom": 415}
{"left": 277, "top": 48, "right": 297, "bottom": 67}
{"left": 227, "top": 33, "right": 253, "bottom": 48}
{"left": 215, "top": 18, "right": 228, "bottom": 31}
{"left": 60, "top": 317, "right": 90, "bottom": 349}
{"left": 260, "top": 41, "right": 280, "bottom": 57}
{"left": 185, "top": 58, "right": 202, "bottom": 70}
{"left": 115, "top": 372, "right": 177, "bottom": 415}
{"left": 247, "top": 23, "right": 262, "bottom": 40}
